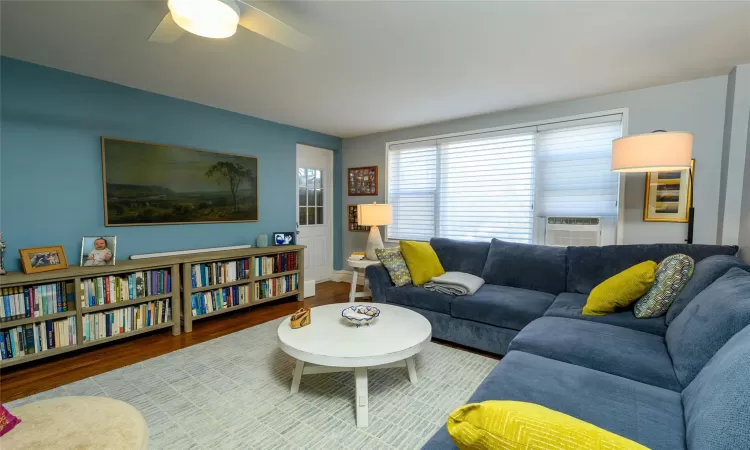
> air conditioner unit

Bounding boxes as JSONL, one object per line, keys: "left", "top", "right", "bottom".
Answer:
{"left": 545, "top": 217, "right": 601, "bottom": 247}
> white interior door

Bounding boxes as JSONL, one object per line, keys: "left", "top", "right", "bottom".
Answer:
{"left": 296, "top": 144, "right": 334, "bottom": 297}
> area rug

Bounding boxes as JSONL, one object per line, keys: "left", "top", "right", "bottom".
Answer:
{"left": 7, "top": 318, "right": 497, "bottom": 449}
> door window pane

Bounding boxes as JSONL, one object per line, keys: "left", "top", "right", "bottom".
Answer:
{"left": 299, "top": 207, "right": 307, "bottom": 225}
{"left": 317, "top": 207, "right": 324, "bottom": 225}
{"left": 307, "top": 207, "right": 316, "bottom": 225}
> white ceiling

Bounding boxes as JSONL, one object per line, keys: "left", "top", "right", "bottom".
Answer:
{"left": 2, "top": 1, "right": 750, "bottom": 138}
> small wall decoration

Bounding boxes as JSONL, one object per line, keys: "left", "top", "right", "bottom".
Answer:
{"left": 274, "top": 232, "right": 295, "bottom": 246}
{"left": 19, "top": 246, "right": 69, "bottom": 274}
{"left": 348, "top": 204, "right": 371, "bottom": 232}
{"left": 0, "top": 232, "right": 6, "bottom": 275}
{"left": 81, "top": 236, "right": 117, "bottom": 266}
{"left": 101, "top": 137, "right": 258, "bottom": 226}
{"left": 348, "top": 166, "right": 378, "bottom": 196}
{"left": 644, "top": 159, "right": 695, "bottom": 222}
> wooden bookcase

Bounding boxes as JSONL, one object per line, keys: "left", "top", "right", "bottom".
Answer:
{"left": 181, "top": 246, "right": 304, "bottom": 332}
{"left": 0, "top": 259, "right": 181, "bottom": 369}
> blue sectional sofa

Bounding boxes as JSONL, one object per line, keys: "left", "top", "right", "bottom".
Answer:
{"left": 365, "top": 238, "right": 750, "bottom": 449}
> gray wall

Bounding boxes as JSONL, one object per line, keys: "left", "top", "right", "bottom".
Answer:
{"left": 341, "top": 75, "right": 730, "bottom": 264}
{"left": 740, "top": 112, "right": 750, "bottom": 263}
{"left": 717, "top": 63, "right": 750, "bottom": 246}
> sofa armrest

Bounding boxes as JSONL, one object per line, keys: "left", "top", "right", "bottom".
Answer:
{"left": 366, "top": 264, "right": 393, "bottom": 303}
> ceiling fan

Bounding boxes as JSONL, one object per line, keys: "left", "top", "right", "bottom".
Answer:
{"left": 148, "top": 0, "right": 310, "bottom": 51}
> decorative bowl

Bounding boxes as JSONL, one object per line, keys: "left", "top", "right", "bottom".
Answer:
{"left": 341, "top": 305, "right": 381, "bottom": 327}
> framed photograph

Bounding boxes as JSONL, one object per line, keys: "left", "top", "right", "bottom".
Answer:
{"left": 101, "top": 137, "right": 258, "bottom": 226}
{"left": 19, "top": 246, "right": 68, "bottom": 274}
{"left": 348, "top": 166, "right": 378, "bottom": 196}
{"left": 80, "top": 236, "right": 117, "bottom": 266}
{"left": 273, "top": 232, "right": 295, "bottom": 246}
{"left": 644, "top": 159, "right": 695, "bottom": 222}
{"left": 348, "top": 204, "right": 371, "bottom": 232}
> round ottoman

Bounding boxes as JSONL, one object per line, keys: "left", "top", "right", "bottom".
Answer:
{"left": 1, "top": 396, "right": 148, "bottom": 449}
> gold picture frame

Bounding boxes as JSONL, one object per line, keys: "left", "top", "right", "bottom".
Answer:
{"left": 643, "top": 159, "right": 695, "bottom": 222}
{"left": 19, "top": 246, "right": 69, "bottom": 274}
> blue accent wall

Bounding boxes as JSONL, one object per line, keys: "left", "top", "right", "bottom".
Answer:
{"left": 0, "top": 57, "right": 343, "bottom": 272}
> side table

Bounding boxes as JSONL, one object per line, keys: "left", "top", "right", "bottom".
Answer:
{"left": 347, "top": 257, "right": 381, "bottom": 302}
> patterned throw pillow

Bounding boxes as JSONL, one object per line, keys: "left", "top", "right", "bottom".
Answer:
{"left": 375, "top": 248, "right": 412, "bottom": 287}
{"left": 634, "top": 254, "right": 695, "bottom": 318}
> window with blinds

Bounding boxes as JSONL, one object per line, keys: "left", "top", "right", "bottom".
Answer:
{"left": 386, "top": 114, "right": 623, "bottom": 244}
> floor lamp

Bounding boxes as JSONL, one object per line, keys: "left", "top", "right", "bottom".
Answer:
{"left": 612, "top": 131, "right": 695, "bottom": 243}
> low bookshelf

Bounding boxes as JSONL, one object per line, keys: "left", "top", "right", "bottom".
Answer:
{"left": 0, "top": 260, "right": 181, "bottom": 369}
{"left": 181, "top": 246, "right": 304, "bottom": 332}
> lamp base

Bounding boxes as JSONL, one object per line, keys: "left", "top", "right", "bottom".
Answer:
{"left": 365, "top": 226, "right": 384, "bottom": 260}
{"left": 686, "top": 206, "right": 695, "bottom": 244}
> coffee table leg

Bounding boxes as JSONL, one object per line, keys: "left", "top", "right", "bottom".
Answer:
{"left": 355, "top": 367, "right": 368, "bottom": 427}
{"left": 406, "top": 357, "right": 418, "bottom": 384}
{"left": 291, "top": 360, "right": 304, "bottom": 394}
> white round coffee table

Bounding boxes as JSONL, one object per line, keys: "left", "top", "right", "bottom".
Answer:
{"left": 277, "top": 303, "right": 432, "bottom": 428}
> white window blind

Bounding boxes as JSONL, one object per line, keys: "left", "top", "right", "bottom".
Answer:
{"left": 387, "top": 140, "right": 437, "bottom": 241}
{"left": 535, "top": 118, "right": 622, "bottom": 217}
{"left": 386, "top": 113, "right": 623, "bottom": 244}
{"left": 437, "top": 130, "right": 536, "bottom": 243}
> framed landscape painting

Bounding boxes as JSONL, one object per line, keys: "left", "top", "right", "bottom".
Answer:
{"left": 643, "top": 159, "right": 695, "bottom": 222}
{"left": 102, "top": 137, "right": 258, "bottom": 225}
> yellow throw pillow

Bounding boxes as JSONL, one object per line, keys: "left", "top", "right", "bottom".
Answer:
{"left": 583, "top": 261, "right": 657, "bottom": 316}
{"left": 447, "top": 401, "right": 647, "bottom": 450}
{"left": 399, "top": 240, "right": 445, "bottom": 286}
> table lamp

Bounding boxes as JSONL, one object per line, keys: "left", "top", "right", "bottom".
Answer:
{"left": 612, "top": 130, "right": 695, "bottom": 243}
{"left": 358, "top": 202, "right": 392, "bottom": 260}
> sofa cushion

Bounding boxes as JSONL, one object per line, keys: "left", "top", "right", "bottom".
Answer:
{"left": 423, "top": 351, "right": 685, "bottom": 450}
{"left": 481, "top": 239, "right": 566, "bottom": 295}
{"left": 384, "top": 285, "right": 453, "bottom": 315}
{"left": 634, "top": 254, "right": 694, "bottom": 318}
{"left": 666, "top": 267, "right": 750, "bottom": 387}
{"left": 400, "top": 240, "right": 445, "bottom": 286}
{"left": 544, "top": 293, "right": 667, "bottom": 336}
{"left": 682, "top": 325, "right": 750, "bottom": 450}
{"left": 430, "top": 238, "right": 490, "bottom": 277}
{"left": 374, "top": 247, "right": 411, "bottom": 287}
{"left": 583, "top": 261, "right": 656, "bottom": 316}
{"left": 447, "top": 401, "right": 648, "bottom": 450}
{"left": 666, "top": 255, "right": 750, "bottom": 325}
{"left": 509, "top": 317, "right": 681, "bottom": 391}
{"left": 451, "top": 284, "right": 555, "bottom": 331}
{"left": 566, "top": 243, "right": 739, "bottom": 295}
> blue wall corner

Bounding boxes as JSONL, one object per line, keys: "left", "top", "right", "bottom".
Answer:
{"left": 0, "top": 57, "right": 343, "bottom": 272}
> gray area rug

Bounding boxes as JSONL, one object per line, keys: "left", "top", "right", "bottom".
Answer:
{"left": 7, "top": 318, "right": 497, "bottom": 449}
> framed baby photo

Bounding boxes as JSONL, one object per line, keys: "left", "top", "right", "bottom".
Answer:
{"left": 80, "top": 236, "right": 117, "bottom": 266}
{"left": 19, "top": 246, "right": 69, "bottom": 274}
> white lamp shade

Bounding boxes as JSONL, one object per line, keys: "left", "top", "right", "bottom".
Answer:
{"left": 612, "top": 132, "right": 693, "bottom": 172}
{"left": 168, "top": 0, "right": 240, "bottom": 39}
{"left": 358, "top": 203, "right": 392, "bottom": 226}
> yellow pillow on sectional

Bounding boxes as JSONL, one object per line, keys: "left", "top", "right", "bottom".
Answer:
{"left": 583, "top": 261, "right": 657, "bottom": 316}
{"left": 447, "top": 401, "right": 647, "bottom": 450}
{"left": 399, "top": 240, "right": 445, "bottom": 286}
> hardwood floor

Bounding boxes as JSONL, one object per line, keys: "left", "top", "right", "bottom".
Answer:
{"left": 0, "top": 280, "right": 498, "bottom": 403}
{"left": 0, "top": 281, "right": 351, "bottom": 402}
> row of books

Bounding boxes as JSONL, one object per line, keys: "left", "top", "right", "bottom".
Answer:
{"left": 1, "top": 282, "right": 75, "bottom": 322}
{"left": 82, "top": 270, "right": 171, "bottom": 308}
{"left": 191, "top": 285, "right": 251, "bottom": 317}
{"left": 191, "top": 259, "right": 250, "bottom": 288}
{"left": 0, "top": 317, "right": 77, "bottom": 360}
{"left": 255, "top": 253, "right": 298, "bottom": 276}
{"left": 256, "top": 274, "right": 298, "bottom": 300}
{"left": 82, "top": 299, "right": 171, "bottom": 342}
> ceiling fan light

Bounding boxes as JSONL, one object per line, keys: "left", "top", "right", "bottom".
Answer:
{"left": 168, "top": 0, "right": 240, "bottom": 39}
